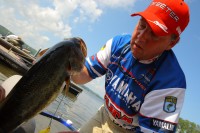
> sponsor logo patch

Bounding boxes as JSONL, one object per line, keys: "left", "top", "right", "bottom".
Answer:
{"left": 151, "top": 118, "right": 175, "bottom": 131}
{"left": 163, "top": 96, "right": 177, "bottom": 113}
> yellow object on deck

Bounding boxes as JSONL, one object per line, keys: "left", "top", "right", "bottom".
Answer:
{"left": 39, "top": 127, "right": 51, "bottom": 133}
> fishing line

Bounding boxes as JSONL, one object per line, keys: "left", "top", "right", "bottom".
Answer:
{"left": 48, "top": 94, "right": 65, "bottom": 127}
{"left": 39, "top": 94, "right": 65, "bottom": 133}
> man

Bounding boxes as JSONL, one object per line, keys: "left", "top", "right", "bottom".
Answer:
{"left": 71, "top": 0, "right": 190, "bottom": 132}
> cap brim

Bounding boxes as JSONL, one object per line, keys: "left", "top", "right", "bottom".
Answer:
{"left": 131, "top": 12, "right": 170, "bottom": 36}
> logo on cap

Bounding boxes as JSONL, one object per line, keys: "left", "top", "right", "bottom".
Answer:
{"left": 147, "top": 19, "right": 168, "bottom": 33}
{"left": 151, "top": 2, "right": 179, "bottom": 22}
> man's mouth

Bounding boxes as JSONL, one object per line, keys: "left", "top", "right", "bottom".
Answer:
{"left": 134, "top": 43, "right": 142, "bottom": 49}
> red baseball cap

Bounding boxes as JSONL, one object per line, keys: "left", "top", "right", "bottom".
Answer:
{"left": 131, "top": 0, "right": 190, "bottom": 36}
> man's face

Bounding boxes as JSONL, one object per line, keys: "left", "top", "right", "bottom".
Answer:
{"left": 130, "top": 18, "right": 174, "bottom": 60}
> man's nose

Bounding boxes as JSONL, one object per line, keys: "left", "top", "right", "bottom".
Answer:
{"left": 137, "top": 28, "right": 149, "bottom": 41}
{"left": 135, "top": 29, "right": 149, "bottom": 44}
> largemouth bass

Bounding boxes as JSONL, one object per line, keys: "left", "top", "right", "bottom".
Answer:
{"left": 0, "top": 37, "right": 87, "bottom": 132}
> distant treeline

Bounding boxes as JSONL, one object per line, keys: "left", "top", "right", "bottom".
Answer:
{"left": 0, "top": 25, "right": 37, "bottom": 55}
{"left": 177, "top": 118, "right": 200, "bottom": 133}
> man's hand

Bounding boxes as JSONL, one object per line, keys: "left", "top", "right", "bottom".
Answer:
{"left": 0, "top": 85, "right": 6, "bottom": 102}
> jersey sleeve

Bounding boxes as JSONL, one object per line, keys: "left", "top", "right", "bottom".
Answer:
{"left": 85, "top": 38, "right": 113, "bottom": 79}
{"left": 85, "top": 34, "right": 131, "bottom": 79}
{"left": 136, "top": 50, "right": 186, "bottom": 133}
{"left": 137, "top": 87, "right": 185, "bottom": 133}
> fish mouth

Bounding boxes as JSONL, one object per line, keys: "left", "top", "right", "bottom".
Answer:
{"left": 77, "top": 37, "right": 87, "bottom": 58}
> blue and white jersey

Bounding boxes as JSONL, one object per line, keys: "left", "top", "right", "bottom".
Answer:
{"left": 85, "top": 34, "right": 186, "bottom": 132}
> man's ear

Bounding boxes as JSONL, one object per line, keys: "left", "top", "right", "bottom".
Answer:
{"left": 166, "top": 37, "right": 180, "bottom": 50}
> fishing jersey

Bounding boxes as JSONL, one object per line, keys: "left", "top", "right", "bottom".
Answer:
{"left": 85, "top": 34, "right": 186, "bottom": 133}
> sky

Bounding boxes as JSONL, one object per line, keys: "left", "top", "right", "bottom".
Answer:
{"left": 1, "top": 0, "right": 200, "bottom": 125}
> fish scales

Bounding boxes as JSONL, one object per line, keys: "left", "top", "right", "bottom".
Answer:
{"left": 0, "top": 37, "right": 87, "bottom": 132}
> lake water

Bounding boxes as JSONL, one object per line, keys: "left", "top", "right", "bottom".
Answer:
{"left": 0, "top": 62, "right": 104, "bottom": 130}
